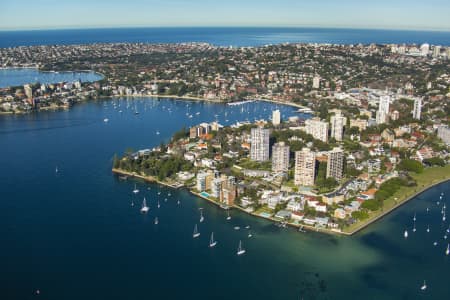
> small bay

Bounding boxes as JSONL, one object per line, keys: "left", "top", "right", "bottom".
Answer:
{"left": 0, "top": 68, "right": 103, "bottom": 88}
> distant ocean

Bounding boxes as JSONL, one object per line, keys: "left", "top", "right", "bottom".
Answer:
{"left": 0, "top": 27, "right": 449, "bottom": 48}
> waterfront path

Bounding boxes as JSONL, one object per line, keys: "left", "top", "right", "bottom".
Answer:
{"left": 344, "top": 165, "right": 450, "bottom": 235}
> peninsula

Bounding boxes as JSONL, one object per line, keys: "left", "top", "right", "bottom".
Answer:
{"left": 2, "top": 40, "right": 448, "bottom": 233}
{"left": 113, "top": 106, "right": 450, "bottom": 235}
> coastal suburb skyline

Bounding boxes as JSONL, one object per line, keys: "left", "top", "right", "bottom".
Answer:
{"left": 1, "top": 0, "right": 450, "bottom": 31}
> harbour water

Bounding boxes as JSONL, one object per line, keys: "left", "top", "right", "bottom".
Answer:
{"left": 0, "top": 98, "right": 449, "bottom": 299}
{"left": 0, "top": 27, "right": 450, "bottom": 48}
{"left": 0, "top": 68, "right": 103, "bottom": 88}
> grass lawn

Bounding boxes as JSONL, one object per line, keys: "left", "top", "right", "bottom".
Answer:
{"left": 238, "top": 158, "right": 272, "bottom": 171}
{"left": 254, "top": 206, "right": 274, "bottom": 215}
{"left": 344, "top": 165, "right": 450, "bottom": 234}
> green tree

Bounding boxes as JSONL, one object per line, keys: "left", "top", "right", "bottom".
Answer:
{"left": 399, "top": 159, "right": 424, "bottom": 173}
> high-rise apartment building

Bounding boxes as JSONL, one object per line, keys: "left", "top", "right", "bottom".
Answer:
{"left": 326, "top": 148, "right": 344, "bottom": 181}
{"left": 376, "top": 95, "right": 390, "bottom": 125}
{"left": 250, "top": 127, "right": 270, "bottom": 161}
{"left": 294, "top": 148, "right": 316, "bottom": 186}
{"left": 305, "top": 118, "right": 329, "bottom": 142}
{"left": 330, "top": 111, "right": 346, "bottom": 141}
{"left": 272, "top": 142, "right": 290, "bottom": 172}
{"left": 413, "top": 97, "right": 422, "bottom": 120}
{"left": 24, "top": 84, "right": 32, "bottom": 99}
{"left": 272, "top": 110, "right": 281, "bottom": 126}
{"left": 312, "top": 76, "right": 320, "bottom": 89}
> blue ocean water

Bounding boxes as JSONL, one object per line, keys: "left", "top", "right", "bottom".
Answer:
{"left": 0, "top": 27, "right": 449, "bottom": 48}
{"left": 0, "top": 98, "right": 449, "bottom": 300}
{"left": 0, "top": 68, "right": 103, "bottom": 88}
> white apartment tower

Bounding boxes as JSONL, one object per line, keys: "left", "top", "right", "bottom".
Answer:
{"left": 305, "top": 118, "right": 329, "bottom": 142}
{"left": 272, "top": 142, "right": 290, "bottom": 172}
{"left": 330, "top": 111, "right": 347, "bottom": 141}
{"left": 312, "top": 76, "right": 320, "bottom": 89}
{"left": 433, "top": 46, "right": 441, "bottom": 58}
{"left": 326, "top": 148, "right": 345, "bottom": 181}
{"left": 420, "top": 43, "right": 430, "bottom": 56}
{"left": 250, "top": 127, "right": 270, "bottom": 161}
{"left": 376, "top": 95, "right": 390, "bottom": 125}
{"left": 24, "top": 84, "right": 33, "bottom": 99}
{"left": 294, "top": 148, "right": 316, "bottom": 186}
{"left": 413, "top": 97, "right": 422, "bottom": 120}
{"left": 272, "top": 110, "right": 281, "bottom": 126}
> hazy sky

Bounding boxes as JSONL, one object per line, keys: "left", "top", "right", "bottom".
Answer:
{"left": 1, "top": 0, "right": 449, "bottom": 31}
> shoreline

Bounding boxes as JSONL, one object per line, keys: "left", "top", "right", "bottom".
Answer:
{"left": 111, "top": 168, "right": 183, "bottom": 189}
{"left": 111, "top": 167, "right": 341, "bottom": 236}
{"left": 345, "top": 177, "right": 450, "bottom": 235}
{"left": 0, "top": 66, "right": 104, "bottom": 76}
{"left": 1, "top": 92, "right": 311, "bottom": 117}
{"left": 109, "top": 94, "right": 311, "bottom": 110}
{"left": 112, "top": 167, "right": 450, "bottom": 236}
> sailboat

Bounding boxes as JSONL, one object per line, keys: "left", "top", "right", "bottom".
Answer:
{"left": 133, "top": 184, "right": 139, "bottom": 194}
{"left": 420, "top": 280, "right": 427, "bottom": 291}
{"left": 413, "top": 213, "right": 416, "bottom": 222}
{"left": 248, "top": 231, "right": 253, "bottom": 238}
{"left": 200, "top": 210, "right": 204, "bottom": 223}
{"left": 140, "top": 197, "right": 149, "bottom": 213}
{"left": 55, "top": 166, "right": 58, "bottom": 173}
{"left": 443, "top": 212, "right": 446, "bottom": 222}
{"left": 444, "top": 243, "right": 449, "bottom": 255}
{"left": 426, "top": 225, "right": 430, "bottom": 233}
{"left": 209, "top": 232, "right": 217, "bottom": 248}
{"left": 154, "top": 217, "right": 159, "bottom": 225}
{"left": 413, "top": 222, "right": 416, "bottom": 233}
{"left": 404, "top": 230, "right": 408, "bottom": 239}
{"left": 237, "top": 240, "right": 246, "bottom": 256}
{"left": 193, "top": 224, "right": 200, "bottom": 238}
{"left": 157, "top": 201, "right": 160, "bottom": 209}
{"left": 226, "top": 211, "right": 231, "bottom": 220}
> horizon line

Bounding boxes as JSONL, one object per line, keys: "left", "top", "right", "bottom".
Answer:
{"left": 1, "top": 25, "right": 450, "bottom": 33}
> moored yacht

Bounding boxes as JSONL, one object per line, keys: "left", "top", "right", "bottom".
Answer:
{"left": 420, "top": 280, "right": 427, "bottom": 291}
{"left": 209, "top": 232, "right": 217, "bottom": 248}
{"left": 133, "top": 184, "right": 139, "bottom": 194}
{"left": 237, "top": 240, "right": 246, "bottom": 256}
{"left": 140, "top": 197, "right": 149, "bottom": 213}
{"left": 193, "top": 224, "right": 200, "bottom": 238}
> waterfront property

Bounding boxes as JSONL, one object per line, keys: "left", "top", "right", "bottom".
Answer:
{"left": 114, "top": 108, "right": 450, "bottom": 235}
